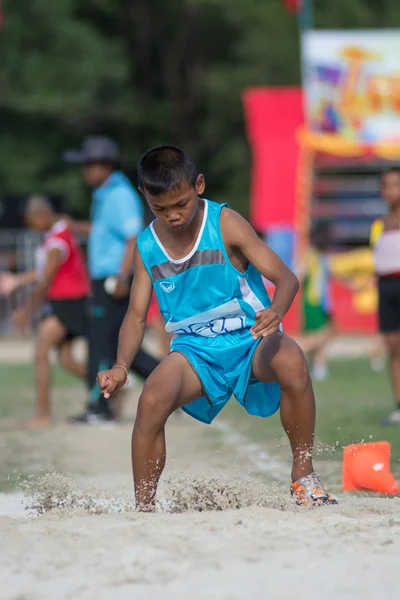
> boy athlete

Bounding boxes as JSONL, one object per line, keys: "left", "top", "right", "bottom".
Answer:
{"left": 6, "top": 196, "right": 89, "bottom": 426}
{"left": 98, "top": 146, "right": 337, "bottom": 511}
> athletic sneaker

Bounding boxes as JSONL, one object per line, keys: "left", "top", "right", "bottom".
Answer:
{"left": 382, "top": 409, "right": 400, "bottom": 427}
{"left": 291, "top": 472, "right": 338, "bottom": 506}
{"left": 67, "top": 410, "right": 116, "bottom": 426}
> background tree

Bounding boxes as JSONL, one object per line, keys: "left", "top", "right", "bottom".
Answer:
{"left": 0, "top": 0, "right": 399, "bottom": 217}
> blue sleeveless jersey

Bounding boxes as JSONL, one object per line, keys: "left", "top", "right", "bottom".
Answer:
{"left": 137, "top": 199, "right": 281, "bottom": 424}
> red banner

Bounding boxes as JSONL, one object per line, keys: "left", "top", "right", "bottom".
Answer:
{"left": 242, "top": 87, "right": 304, "bottom": 231}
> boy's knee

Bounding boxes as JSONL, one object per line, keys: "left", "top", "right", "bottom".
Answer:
{"left": 277, "top": 343, "right": 310, "bottom": 394}
{"left": 136, "top": 382, "right": 172, "bottom": 431}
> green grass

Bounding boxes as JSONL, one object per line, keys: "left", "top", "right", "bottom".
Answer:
{"left": 0, "top": 364, "right": 85, "bottom": 491}
{"left": 0, "top": 363, "right": 81, "bottom": 419}
{"left": 0, "top": 363, "right": 81, "bottom": 389}
{"left": 223, "top": 358, "right": 400, "bottom": 466}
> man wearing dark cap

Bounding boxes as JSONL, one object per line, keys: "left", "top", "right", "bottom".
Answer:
{"left": 64, "top": 136, "right": 159, "bottom": 424}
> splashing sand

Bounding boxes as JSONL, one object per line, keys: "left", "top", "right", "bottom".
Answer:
{"left": 21, "top": 472, "right": 135, "bottom": 516}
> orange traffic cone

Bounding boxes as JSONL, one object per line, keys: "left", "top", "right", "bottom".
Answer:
{"left": 342, "top": 441, "right": 399, "bottom": 495}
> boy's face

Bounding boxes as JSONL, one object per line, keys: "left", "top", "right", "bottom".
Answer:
{"left": 83, "top": 161, "right": 113, "bottom": 188}
{"left": 25, "top": 213, "right": 50, "bottom": 233}
{"left": 144, "top": 175, "right": 205, "bottom": 232}
{"left": 381, "top": 171, "right": 400, "bottom": 207}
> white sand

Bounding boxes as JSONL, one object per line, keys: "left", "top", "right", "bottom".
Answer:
{"left": 0, "top": 406, "right": 399, "bottom": 600}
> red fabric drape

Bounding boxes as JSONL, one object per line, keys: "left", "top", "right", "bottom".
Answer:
{"left": 242, "top": 87, "right": 304, "bottom": 232}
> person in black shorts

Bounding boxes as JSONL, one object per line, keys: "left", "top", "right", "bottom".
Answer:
{"left": 0, "top": 196, "right": 90, "bottom": 427}
{"left": 370, "top": 167, "right": 400, "bottom": 426}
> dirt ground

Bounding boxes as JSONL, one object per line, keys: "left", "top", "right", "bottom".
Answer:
{"left": 0, "top": 383, "right": 399, "bottom": 600}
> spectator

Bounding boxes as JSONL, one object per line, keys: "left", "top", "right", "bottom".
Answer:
{"left": 370, "top": 167, "right": 400, "bottom": 426}
{"left": 63, "top": 136, "right": 159, "bottom": 424}
{"left": 0, "top": 195, "right": 89, "bottom": 426}
{"left": 297, "top": 223, "right": 335, "bottom": 381}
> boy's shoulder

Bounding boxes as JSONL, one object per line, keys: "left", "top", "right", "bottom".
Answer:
{"left": 137, "top": 221, "right": 157, "bottom": 255}
{"left": 46, "top": 220, "right": 70, "bottom": 243}
{"left": 219, "top": 205, "right": 257, "bottom": 242}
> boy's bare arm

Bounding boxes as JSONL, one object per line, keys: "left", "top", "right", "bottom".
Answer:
{"left": 221, "top": 209, "right": 299, "bottom": 338}
{"left": 97, "top": 247, "right": 153, "bottom": 398}
{"left": 113, "top": 236, "right": 137, "bottom": 298}
{"left": 14, "top": 249, "right": 63, "bottom": 331}
{"left": 14, "top": 270, "right": 37, "bottom": 287}
{"left": 63, "top": 217, "right": 92, "bottom": 236}
{"left": 116, "top": 248, "right": 152, "bottom": 368}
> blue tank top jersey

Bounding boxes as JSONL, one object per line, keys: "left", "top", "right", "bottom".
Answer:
{"left": 137, "top": 199, "right": 281, "bottom": 424}
{"left": 137, "top": 199, "right": 273, "bottom": 338}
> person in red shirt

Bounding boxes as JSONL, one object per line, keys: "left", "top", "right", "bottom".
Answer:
{"left": 0, "top": 195, "right": 90, "bottom": 427}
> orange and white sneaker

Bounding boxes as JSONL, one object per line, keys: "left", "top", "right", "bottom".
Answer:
{"left": 291, "top": 472, "right": 338, "bottom": 506}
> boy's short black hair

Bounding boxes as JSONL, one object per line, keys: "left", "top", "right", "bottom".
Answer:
{"left": 138, "top": 145, "right": 198, "bottom": 196}
{"left": 381, "top": 166, "right": 400, "bottom": 183}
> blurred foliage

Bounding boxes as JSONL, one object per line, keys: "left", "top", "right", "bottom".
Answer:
{"left": 0, "top": 0, "right": 400, "bottom": 216}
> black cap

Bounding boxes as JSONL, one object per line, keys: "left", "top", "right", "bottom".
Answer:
{"left": 63, "top": 136, "right": 120, "bottom": 164}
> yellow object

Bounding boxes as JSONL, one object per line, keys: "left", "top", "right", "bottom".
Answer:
{"left": 304, "top": 249, "right": 324, "bottom": 306}
{"left": 297, "top": 129, "right": 364, "bottom": 157}
{"left": 330, "top": 248, "right": 375, "bottom": 278}
{"left": 353, "top": 285, "right": 378, "bottom": 313}
{"left": 370, "top": 219, "right": 384, "bottom": 247}
{"left": 297, "top": 127, "right": 400, "bottom": 161}
{"left": 329, "top": 248, "right": 377, "bottom": 314}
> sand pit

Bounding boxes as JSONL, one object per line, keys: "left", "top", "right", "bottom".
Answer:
{"left": 0, "top": 408, "right": 399, "bottom": 600}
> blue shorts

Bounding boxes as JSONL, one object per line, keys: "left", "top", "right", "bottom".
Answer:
{"left": 171, "top": 328, "right": 281, "bottom": 424}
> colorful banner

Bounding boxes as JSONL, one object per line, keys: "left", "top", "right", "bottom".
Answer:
{"left": 301, "top": 30, "right": 400, "bottom": 155}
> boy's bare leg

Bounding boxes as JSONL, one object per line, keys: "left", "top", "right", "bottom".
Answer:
{"left": 297, "top": 331, "right": 322, "bottom": 355}
{"left": 383, "top": 332, "right": 400, "bottom": 407}
{"left": 370, "top": 334, "right": 385, "bottom": 372}
{"left": 30, "top": 316, "right": 67, "bottom": 427}
{"left": 252, "top": 333, "right": 315, "bottom": 482}
{"left": 298, "top": 321, "right": 334, "bottom": 357}
{"left": 58, "top": 340, "right": 87, "bottom": 379}
{"left": 132, "top": 352, "right": 202, "bottom": 511}
{"left": 313, "top": 322, "right": 334, "bottom": 363}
